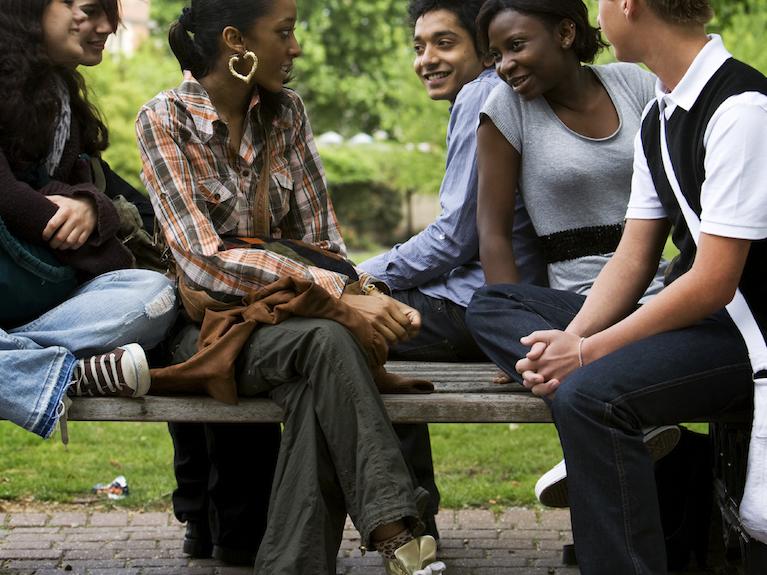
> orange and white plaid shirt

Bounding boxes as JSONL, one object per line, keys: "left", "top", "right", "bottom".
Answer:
{"left": 136, "top": 79, "right": 351, "bottom": 297}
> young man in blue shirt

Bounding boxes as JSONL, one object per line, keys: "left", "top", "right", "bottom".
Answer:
{"left": 359, "top": 0, "right": 545, "bottom": 539}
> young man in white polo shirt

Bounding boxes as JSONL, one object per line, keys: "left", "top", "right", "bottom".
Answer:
{"left": 467, "top": 0, "right": 767, "bottom": 572}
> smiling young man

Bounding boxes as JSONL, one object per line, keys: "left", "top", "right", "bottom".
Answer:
{"left": 359, "top": 0, "right": 546, "bottom": 539}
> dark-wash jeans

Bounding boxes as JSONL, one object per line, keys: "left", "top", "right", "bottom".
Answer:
{"left": 388, "top": 288, "right": 488, "bottom": 536}
{"left": 466, "top": 283, "right": 754, "bottom": 575}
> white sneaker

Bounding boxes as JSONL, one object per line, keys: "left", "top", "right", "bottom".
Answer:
{"left": 69, "top": 344, "right": 150, "bottom": 398}
{"left": 535, "top": 425, "right": 682, "bottom": 508}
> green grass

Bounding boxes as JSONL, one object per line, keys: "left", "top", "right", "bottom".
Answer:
{"left": 0, "top": 420, "right": 565, "bottom": 510}
{"left": 0, "top": 421, "right": 175, "bottom": 510}
{"left": 0, "top": 419, "right": 707, "bottom": 511}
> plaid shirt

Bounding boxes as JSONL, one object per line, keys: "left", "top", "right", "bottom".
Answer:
{"left": 136, "top": 80, "right": 351, "bottom": 297}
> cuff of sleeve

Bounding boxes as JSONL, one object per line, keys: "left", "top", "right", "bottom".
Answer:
{"left": 357, "top": 271, "right": 391, "bottom": 296}
{"left": 625, "top": 207, "right": 667, "bottom": 220}
{"left": 700, "top": 220, "right": 767, "bottom": 241}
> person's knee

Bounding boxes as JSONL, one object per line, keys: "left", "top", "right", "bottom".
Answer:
{"left": 114, "top": 270, "right": 177, "bottom": 348}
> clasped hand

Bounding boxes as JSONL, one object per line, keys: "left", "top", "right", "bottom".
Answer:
{"left": 515, "top": 330, "right": 581, "bottom": 398}
{"left": 341, "top": 291, "right": 421, "bottom": 345}
{"left": 43, "top": 195, "right": 97, "bottom": 250}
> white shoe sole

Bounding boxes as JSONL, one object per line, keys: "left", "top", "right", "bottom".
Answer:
{"left": 535, "top": 425, "right": 682, "bottom": 508}
{"left": 121, "top": 343, "right": 151, "bottom": 397}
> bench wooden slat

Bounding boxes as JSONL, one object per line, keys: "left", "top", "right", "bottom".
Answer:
{"left": 0, "top": 361, "right": 551, "bottom": 425}
{"left": 65, "top": 392, "right": 552, "bottom": 423}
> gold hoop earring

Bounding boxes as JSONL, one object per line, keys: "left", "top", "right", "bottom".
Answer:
{"left": 229, "top": 50, "right": 258, "bottom": 83}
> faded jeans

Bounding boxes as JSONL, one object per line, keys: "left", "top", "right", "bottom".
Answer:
{"left": 467, "top": 283, "right": 755, "bottom": 574}
{"left": 0, "top": 269, "right": 177, "bottom": 438}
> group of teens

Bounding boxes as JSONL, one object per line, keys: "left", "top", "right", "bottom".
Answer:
{"left": 1, "top": 0, "right": 765, "bottom": 574}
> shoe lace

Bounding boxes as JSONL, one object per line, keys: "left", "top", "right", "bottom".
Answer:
{"left": 56, "top": 395, "right": 72, "bottom": 445}
{"left": 72, "top": 352, "right": 125, "bottom": 395}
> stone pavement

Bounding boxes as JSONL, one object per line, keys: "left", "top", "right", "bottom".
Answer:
{"left": 0, "top": 507, "right": 580, "bottom": 574}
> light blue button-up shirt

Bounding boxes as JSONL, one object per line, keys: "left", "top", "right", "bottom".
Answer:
{"left": 359, "top": 68, "right": 546, "bottom": 307}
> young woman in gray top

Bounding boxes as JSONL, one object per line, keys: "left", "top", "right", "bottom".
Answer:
{"left": 475, "top": 0, "right": 665, "bottom": 296}
{"left": 466, "top": 0, "right": 676, "bottom": 511}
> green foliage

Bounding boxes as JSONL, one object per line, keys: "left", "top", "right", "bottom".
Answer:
{"left": 83, "top": 43, "right": 183, "bottom": 190}
{"left": 319, "top": 142, "right": 445, "bottom": 247}
{"left": 719, "top": 0, "right": 767, "bottom": 74}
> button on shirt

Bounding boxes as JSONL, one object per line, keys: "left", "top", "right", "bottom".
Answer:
{"left": 136, "top": 80, "right": 351, "bottom": 298}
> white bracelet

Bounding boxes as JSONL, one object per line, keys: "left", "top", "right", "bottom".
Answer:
{"left": 578, "top": 337, "right": 586, "bottom": 368}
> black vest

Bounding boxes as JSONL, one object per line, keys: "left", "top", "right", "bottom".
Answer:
{"left": 641, "top": 57, "right": 767, "bottom": 325}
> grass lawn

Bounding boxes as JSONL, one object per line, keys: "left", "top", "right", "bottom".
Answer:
{"left": 0, "top": 419, "right": 709, "bottom": 510}
{"left": 0, "top": 420, "right": 566, "bottom": 510}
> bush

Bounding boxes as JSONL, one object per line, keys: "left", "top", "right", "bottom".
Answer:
{"left": 319, "top": 142, "right": 445, "bottom": 247}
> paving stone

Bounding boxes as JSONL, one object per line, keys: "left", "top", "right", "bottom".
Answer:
{"left": 499, "top": 507, "right": 539, "bottom": 528}
{"left": 89, "top": 513, "right": 129, "bottom": 527}
{"left": 128, "top": 513, "right": 169, "bottom": 527}
{"left": 8, "top": 515, "right": 49, "bottom": 528}
{"left": 456, "top": 509, "right": 497, "bottom": 529}
{"left": 0, "top": 549, "right": 62, "bottom": 560}
{"left": 49, "top": 513, "right": 87, "bottom": 527}
{"left": 538, "top": 509, "right": 572, "bottom": 530}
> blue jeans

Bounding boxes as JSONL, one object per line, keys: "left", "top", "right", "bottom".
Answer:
{"left": 467, "top": 284, "right": 754, "bottom": 574}
{"left": 1, "top": 269, "right": 177, "bottom": 438}
{"left": 389, "top": 288, "right": 488, "bottom": 537}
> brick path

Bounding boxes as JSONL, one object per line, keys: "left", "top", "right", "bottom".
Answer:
{"left": 0, "top": 507, "right": 580, "bottom": 574}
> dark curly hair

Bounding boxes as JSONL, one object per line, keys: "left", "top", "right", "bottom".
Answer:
{"left": 0, "top": 0, "right": 109, "bottom": 170}
{"left": 476, "top": 0, "right": 609, "bottom": 64}
{"left": 407, "top": 0, "right": 487, "bottom": 57}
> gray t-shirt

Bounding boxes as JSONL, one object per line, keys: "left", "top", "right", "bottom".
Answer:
{"left": 482, "top": 62, "right": 666, "bottom": 297}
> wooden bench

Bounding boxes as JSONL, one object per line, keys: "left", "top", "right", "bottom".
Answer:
{"left": 12, "top": 360, "right": 767, "bottom": 570}
{"left": 66, "top": 361, "right": 553, "bottom": 424}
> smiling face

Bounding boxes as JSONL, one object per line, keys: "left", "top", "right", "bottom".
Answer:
{"left": 42, "top": 0, "right": 88, "bottom": 66}
{"left": 76, "top": 0, "right": 115, "bottom": 66}
{"left": 487, "top": 9, "right": 573, "bottom": 101}
{"left": 413, "top": 9, "right": 485, "bottom": 103}
{"left": 240, "top": 0, "right": 302, "bottom": 93}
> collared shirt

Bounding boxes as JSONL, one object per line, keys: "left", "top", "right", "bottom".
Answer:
{"left": 358, "top": 68, "right": 546, "bottom": 308}
{"left": 627, "top": 35, "right": 767, "bottom": 241}
{"left": 137, "top": 80, "right": 350, "bottom": 297}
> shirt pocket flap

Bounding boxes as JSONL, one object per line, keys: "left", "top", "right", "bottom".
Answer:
{"left": 197, "top": 177, "right": 235, "bottom": 205}
{"left": 271, "top": 165, "right": 294, "bottom": 191}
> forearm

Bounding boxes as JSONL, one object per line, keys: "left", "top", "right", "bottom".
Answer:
{"left": 360, "top": 221, "right": 478, "bottom": 290}
{"left": 582, "top": 270, "right": 726, "bottom": 363}
{"left": 480, "top": 233, "right": 521, "bottom": 285}
{"left": 568, "top": 219, "right": 668, "bottom": 336}
{"left": 581, "top": 232, "right": 750, "bottom": 364}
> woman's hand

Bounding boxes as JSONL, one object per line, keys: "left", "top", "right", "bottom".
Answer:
{"left": 515, "top": 330, "right": 582, "bottom": 397}
{"left": 43, "top": 195, "right": 97, "bottom": 250}
{"left": 341, "top": 291, "right": 421, "bottom": 345}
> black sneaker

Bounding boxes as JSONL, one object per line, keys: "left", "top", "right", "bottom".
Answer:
{"left": 69, "top": 344, "right": 150, "bottom": 398}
